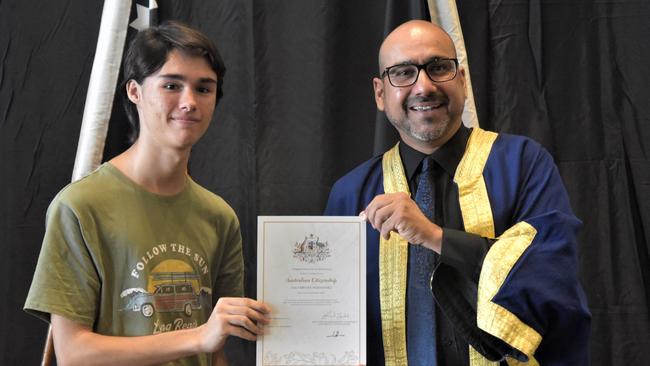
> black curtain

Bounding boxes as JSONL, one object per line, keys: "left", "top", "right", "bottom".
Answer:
{"left": 476, "top": 2, "right": 650, "bottom": 363}
{"left": 1, "top": 0, "right": 648, "bottom": 365}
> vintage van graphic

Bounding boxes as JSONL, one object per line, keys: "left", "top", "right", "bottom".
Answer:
{"left": 121, "top": 259, "right": 211, "bottom": 318}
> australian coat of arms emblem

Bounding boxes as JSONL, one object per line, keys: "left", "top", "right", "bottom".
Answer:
{"left": 293, "top": 234, "right": 330, "bottom": 263}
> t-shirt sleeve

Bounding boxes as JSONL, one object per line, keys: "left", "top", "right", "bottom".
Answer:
{"left": 24, "top": 198, "right": 100, "bottom": 327}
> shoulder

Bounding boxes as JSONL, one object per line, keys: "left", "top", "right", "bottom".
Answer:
{"left": 485, "top": 131, "right": 556, "bottom": 174}
{"left": 329, "top": 155, "right": 383, "bottom": 197}
{"left": 491, "top": 132, "right": 547, "bottom": 159}
{"left": 50, "top": 164, "right": 119, "bottom": 213}
{"left": 325, "top": 155, "right": 384, "bottom": 215}
{"left": 482, "top": 131, "right": 577, "bottom": 227}
{"left": 188, "top": 180, "right": 240, "bottom": 227}
{"left": 332, "top": 155, "right": 383, "bottom": 190}
{"left": 492, "top": 133, "right": 544, "bottom": 154}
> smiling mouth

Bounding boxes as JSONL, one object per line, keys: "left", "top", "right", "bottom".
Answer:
{"left": 409, "top": 101, "right": 444, "bottom": 112}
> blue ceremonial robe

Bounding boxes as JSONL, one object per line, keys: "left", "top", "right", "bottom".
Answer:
{"left": 324, "top": 129, "right": 591, "bottom": 365}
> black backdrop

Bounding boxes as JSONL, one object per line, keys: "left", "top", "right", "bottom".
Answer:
{"left": 1, "top": 1, "right": 648, "bottom": 364}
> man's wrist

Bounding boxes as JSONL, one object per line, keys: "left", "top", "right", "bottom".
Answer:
{"left": 422, "top": 223, "right": 443, "bottom": 253}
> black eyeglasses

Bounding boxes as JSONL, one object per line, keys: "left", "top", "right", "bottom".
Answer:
{"left": 381, "top": 58, "right": 459, "bottom": 87}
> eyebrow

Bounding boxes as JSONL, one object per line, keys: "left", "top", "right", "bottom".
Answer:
{"left": 389, "top": 56, "right": 455, "bottom": 67}
{"left": 158, "top": 73, "right": 217, "bottom": 84}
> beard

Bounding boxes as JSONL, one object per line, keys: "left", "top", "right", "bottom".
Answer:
{"left": 384, "top": 93, "right": 459, "bottom": 144}
{"left": 386, "top": 111, "right": 453, "bottom": 144}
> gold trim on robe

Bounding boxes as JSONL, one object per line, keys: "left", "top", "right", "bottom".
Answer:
{"left": 479, "top": 222, "right": 540, "bottom": 366}
{"left": 454, "top": 128, "right": 540, "bottom": 365}
{"left": 380, "top": 143, "right": 410, "bottom": 365}
{"left": 379, "top": 128, "right": 542, "bottom": 365}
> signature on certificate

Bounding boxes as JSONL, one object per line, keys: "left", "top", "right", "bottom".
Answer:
{"left": 326, "top": 330, "right": 345, "bottom": 338}
{"left": 321, "top": 310, "right": 351, "bottom": 320}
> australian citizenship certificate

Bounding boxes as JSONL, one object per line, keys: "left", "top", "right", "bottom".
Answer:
{"left": 256, "top": 216, "right": 366, "bottom": 366}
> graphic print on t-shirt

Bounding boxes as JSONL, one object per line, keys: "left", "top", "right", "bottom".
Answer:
{"left": 120, "top": 243, "right": 212, "bottom": 332}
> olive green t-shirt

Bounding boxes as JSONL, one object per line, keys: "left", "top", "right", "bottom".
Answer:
{"left": 25, "top": 163, "right": 244, "bottom": 365}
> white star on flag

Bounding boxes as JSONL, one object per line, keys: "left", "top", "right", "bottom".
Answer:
{"left": 130, "top": 0, "right": 158, "bottom": 31}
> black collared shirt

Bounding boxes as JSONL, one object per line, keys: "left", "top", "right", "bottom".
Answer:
{"left": 399, "top": 125, "right": 493, "bottom": 366}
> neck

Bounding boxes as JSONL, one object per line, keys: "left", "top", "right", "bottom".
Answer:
{"left": 109, "top": 141, "right": 191, "bottom": 196}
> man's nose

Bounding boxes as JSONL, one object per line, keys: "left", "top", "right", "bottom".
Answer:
{"left": 411, "top": 68, "right": 438, "bottom": 95}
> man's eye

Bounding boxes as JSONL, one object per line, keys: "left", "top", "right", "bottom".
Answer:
{"left": 390, "top": 67, "right": 416, "bottom": 78}
{"left": 428, "top": 63, "right": 451, "bottom": 75}
{"left": 163, "top": 83, "right": 179, "bottom": 90}
{"left": 197, "top": 86, "right": 213, "bottom": 94}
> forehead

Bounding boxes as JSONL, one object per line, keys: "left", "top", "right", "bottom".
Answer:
{"left": 150, "top": 49, "right": 217, "bottom": 81}
{"left": 381, "top": 26, "right": 456, "bottom": 67}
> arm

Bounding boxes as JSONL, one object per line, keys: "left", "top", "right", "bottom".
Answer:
{"left": 51, "top": 297, "right": 270, "bottom": 366}
{"left": 363, "top": 193, "right": 493, "bottom": 283}
{"left": 455, "top": 141, "right": 590, "bottom": 364}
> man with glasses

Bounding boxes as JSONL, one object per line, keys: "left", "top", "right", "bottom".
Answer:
{"left": 325, "top": 20, "right": 590, "bottom": 365}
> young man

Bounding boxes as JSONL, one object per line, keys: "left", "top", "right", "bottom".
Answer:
{"left": 325, "top": 20, "right": 590, "bottom": 365}
{"left": 24, "top": 21, "right": 269, "bottom": 365}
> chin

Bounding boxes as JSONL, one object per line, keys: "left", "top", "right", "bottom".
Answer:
{"left": 412, "top": 131, "right": 444, "bottom": 144}
{"left": 424, "top": 117, "right": 462, "bottom": 140}
{"left": 412, "top": 124, "right": 449, "bottom": 142}
{"left": 170, "top": 137, "right": 200, "bottom": 151}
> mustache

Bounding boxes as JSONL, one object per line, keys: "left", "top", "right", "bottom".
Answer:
{"left": 403, "top": 94, "right": 448, "bottom": 108}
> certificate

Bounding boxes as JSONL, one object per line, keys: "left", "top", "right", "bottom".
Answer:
{"left": 256, "top": 216, "right": 366, "bottom": 366}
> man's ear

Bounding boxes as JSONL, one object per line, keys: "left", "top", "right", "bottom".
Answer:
{"left": 373, "top": 77, "right": 385, "bottom": 112}
{"left": 459, "top": 67, "right": 467, "bottom": 94}
{"left": 126, "top": 80, "right": 141, "bottom": 104}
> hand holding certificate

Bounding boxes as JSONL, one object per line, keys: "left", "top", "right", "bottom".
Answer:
{"left": 257, "top": 216, "right": 366, "bottom": 366}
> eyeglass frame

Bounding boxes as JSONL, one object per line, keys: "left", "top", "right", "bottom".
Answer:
{"left": 380, "top": 57, "right": 459, "bottom": 87}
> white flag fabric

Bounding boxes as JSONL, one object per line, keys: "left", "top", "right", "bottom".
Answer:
{"left": 130, "top": 0, "right": 159, "bottom": 31}
{"left": 428, "top": 0, "right": 480, "bottom": 128}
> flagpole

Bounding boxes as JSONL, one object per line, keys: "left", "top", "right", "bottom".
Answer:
{"left": 71, "top": 0, "right": 132, "bottom": 181}
{"left": 41, "top": 1, "right": 132, "bottom": 364}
